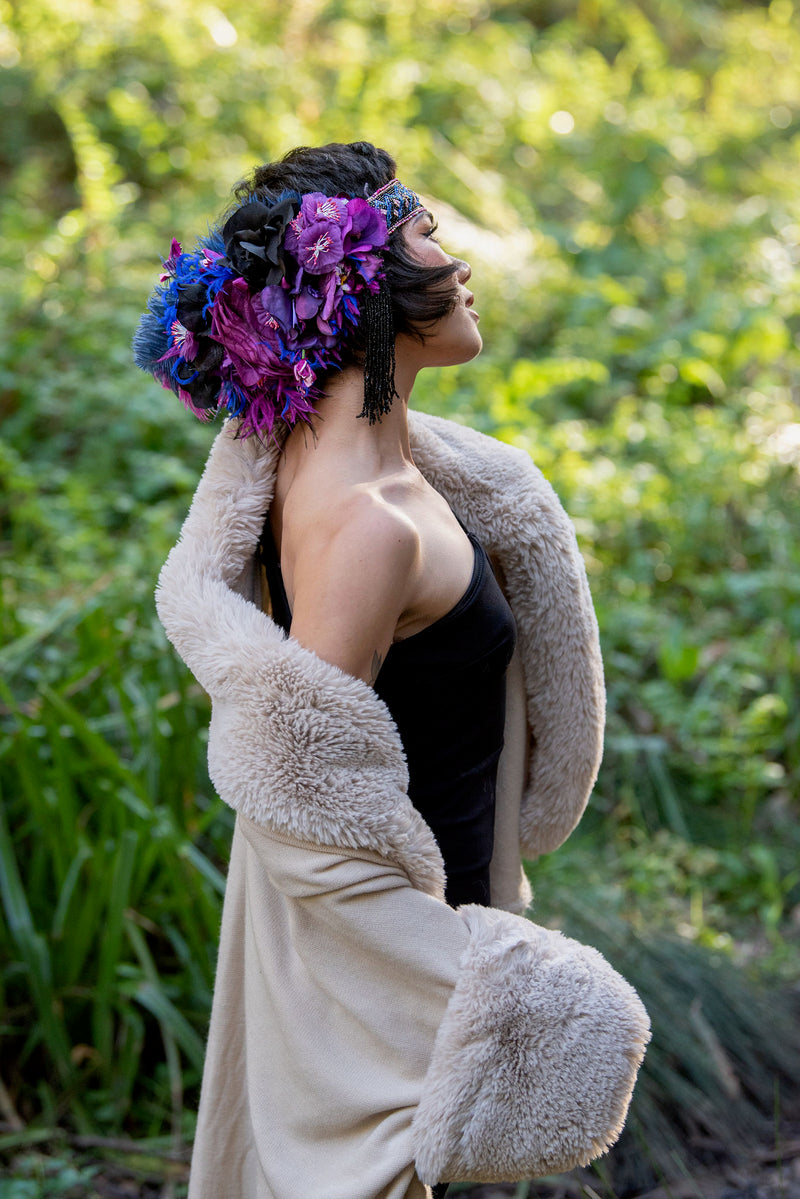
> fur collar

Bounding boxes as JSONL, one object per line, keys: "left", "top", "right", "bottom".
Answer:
{"left": 156, "top": 412, "right": 604, "bottom": 894}
{"left": 407, "top": 413, "right": 605, "bottom": 856}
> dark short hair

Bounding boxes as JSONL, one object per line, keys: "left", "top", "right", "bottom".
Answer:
{"left": 232, "top": 141, "right": 460, "bottom": 367}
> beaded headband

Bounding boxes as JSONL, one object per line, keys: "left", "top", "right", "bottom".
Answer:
{"left": 367, "top": 179, "right": 425, "bottom": 233}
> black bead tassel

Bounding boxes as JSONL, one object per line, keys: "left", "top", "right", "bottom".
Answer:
{"left": 360, "top": 278, "right": 397, "bottom": 424}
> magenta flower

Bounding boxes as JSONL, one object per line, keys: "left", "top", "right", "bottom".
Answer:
{"left": 159, "top": 239, "right": 183, "bottom": 282}
{"left": 211, "top": 278, "right": 281, "bottom": 388}
{"left": 170, "top": 320, "right": 200, "bottom": 359}
{"left": 353, "top": 251, "right": 384, "bottom": 284}
{"left": 293, "top": 358, "right": 316, "bottom": 392}
{"left": 156, "top": 318, "right": 201, "bottom": 366}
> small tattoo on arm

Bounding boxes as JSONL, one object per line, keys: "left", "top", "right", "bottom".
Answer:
{"left": 369, "top": 650, "right": 383, "bottom": 685}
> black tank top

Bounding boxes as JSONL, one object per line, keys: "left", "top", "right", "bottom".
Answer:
{"left": 258, "top": 517, "right": 517, "bottom": 909}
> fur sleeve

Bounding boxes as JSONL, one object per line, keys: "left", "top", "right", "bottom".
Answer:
{"left": 412, "top": 904, "right": 650, "bottom": 1183}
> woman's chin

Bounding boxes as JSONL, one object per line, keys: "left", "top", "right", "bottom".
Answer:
{"left": 458, "top": 328, "right": 483, "bottom": 363}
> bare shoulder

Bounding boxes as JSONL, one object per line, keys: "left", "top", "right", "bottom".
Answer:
{"left": 285, "top": 491, "right": 420, "bottom": 685}
{"left": 293, "top": 490, "right": 418, "bottom": 578}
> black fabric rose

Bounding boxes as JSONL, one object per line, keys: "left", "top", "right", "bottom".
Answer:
{"left": 174, "top": 338, "right": 225, "bottom": 409}
{"left": 192, "top": 338, "right": 224, "bottom": 373}
{"left": 185, "top": 375, "right": 219, "bottom": 409}
{"left": 176, "top": 282, "right": 212, "bottom": 333}
{"left": 221, "top": 197, "right": 300, "bottom": 289}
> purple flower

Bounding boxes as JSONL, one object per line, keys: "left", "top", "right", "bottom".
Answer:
{"left": 151, "top": 191, "right": 391, "bottom": 441}
{"left": 293, "top": 287, "right": 323, "bottom": 321}
{"left": 298, "top": 193, "right": 351, "bottom": 229}
{"left": 253, "top": 284, "right": 293, "bottom": 339}
{"left": 285, "top": 194, "right": 354, "bottom": 276}
{"left": 319, "top": 269, "right": 347, "bottom": 322}
{"left": 344, "top": 200, "right": 388, "bottom": 254}
{"left": 351, "top": 251, "right": 384, "bottom": 285}
{"left": 295, "top": 221, "right": 346, "bottom": 274}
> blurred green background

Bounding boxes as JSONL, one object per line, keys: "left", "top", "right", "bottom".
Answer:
{"left": 1, "top": 0, "right": 799, "bottom": 1193}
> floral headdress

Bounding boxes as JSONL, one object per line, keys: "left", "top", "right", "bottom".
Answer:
{"left": 133, "top": 179, "right": 423, "bottom": 438}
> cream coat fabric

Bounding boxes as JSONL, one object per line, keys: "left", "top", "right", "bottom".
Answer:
{"left": 156, "top": 412, "right": 650, "bottom": 1198}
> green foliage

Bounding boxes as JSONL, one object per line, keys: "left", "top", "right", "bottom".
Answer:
{"left": 0, "top": 1156, "right": 100, "bottom": 1198}
{"left": 1, "top": 0, "right": 799, "bottom": 1181}
{"left": 0, "top": 1144, "right": 188, "bottom": 1198}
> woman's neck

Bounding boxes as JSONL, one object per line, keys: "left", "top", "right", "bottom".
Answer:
{"left": 283, "top": 362, "right": 418, "bottom": 478}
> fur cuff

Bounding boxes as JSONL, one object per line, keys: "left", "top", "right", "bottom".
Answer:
{"left": 411, "top": 905, "right": 650, "bottom": 1184}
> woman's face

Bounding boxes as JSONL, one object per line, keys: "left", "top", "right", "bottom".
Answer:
{"left": 397, "top": 211, "right": 482, "bottom": 369}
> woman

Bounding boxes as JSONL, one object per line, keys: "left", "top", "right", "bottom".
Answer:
{"left": 135, "top": 142, "right": 649, "bottom": 1199}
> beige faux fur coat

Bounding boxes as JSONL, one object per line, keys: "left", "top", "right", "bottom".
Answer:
{"left": 156, "top": 411, "right": 650, "bottom": 1199}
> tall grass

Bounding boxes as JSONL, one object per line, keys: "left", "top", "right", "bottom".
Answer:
{"left": 0, "top": 570, "right": 226, "bottom": 1139}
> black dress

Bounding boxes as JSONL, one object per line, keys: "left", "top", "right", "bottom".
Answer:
{"left": 259, "top": 517, "right": 517, "bottom": 909}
